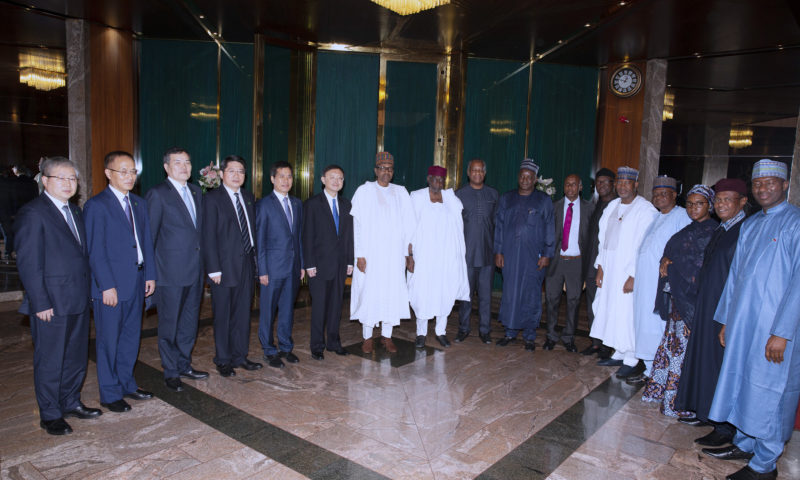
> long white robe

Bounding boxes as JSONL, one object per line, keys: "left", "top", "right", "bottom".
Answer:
{"left": 350, "top": 181, "right": 415, "bottom": 327}
{"left": 633, "top": 207, "right": 691, "bottom": 361}
{"left": 590, "top": 196, "right": 658, "bottom": 353}
{"left": 407, "top": 188, "right": 470, "bottom": 319}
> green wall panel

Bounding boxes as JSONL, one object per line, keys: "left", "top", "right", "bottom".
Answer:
{"left": 262, "top": 45, "right": 291, "bottom": 197}
{"left": 220, "top": 43, "right": 254, "bottom": 191}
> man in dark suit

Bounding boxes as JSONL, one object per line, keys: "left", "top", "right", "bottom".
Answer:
{"left": 16, "top": 156, "right": 102, "bottom": 435}
{"left": 544, "top": 174, "right": 593, "bottom": 352}
{"left": 146, "top": 147, "right": 209, "bottom": 392}
{"left": 256, "top": 160, "right": 304, "bottom": 368}
{"left": 84, "top": 151, "right": 156, "bottom": 413}
{"left": 302, "top": 164, "right": 353, "bottom": 360}
{"left": 203, "top": 155, "right": 262, "bottom": 377}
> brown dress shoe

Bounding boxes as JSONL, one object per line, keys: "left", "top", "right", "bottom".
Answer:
{"left": 382, "top": 337, "right": 397, "bottom": 353}
{"left": 362, "top": 337, "right": 374, "bottom": 353}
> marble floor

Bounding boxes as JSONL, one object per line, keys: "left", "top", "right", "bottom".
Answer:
{"left": 0, "top": 291, "right": 798, "bottom": 479}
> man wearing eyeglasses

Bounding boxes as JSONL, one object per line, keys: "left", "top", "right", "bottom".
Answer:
{"left": 84, "top": 151, "right": 157, "bottom": 413}
{"left": 15, "top": 156, "right": 102, "bottom": 435}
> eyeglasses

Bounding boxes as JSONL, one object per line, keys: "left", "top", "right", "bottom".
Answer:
{"left": 107, "top": 168, "right": 138, "bottom": 177}
{"left": 376, "top": 165, "right": 394, "bottom": 171}
{"left": 685, "top": 200, "right": 708, "bottom": 208}
{"left": 45, "top": 175, "right": 78, "bottom": 184}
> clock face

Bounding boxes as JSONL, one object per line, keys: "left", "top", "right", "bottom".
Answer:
{"left": 610, "top": 65, "right": 642, "bottom": 97}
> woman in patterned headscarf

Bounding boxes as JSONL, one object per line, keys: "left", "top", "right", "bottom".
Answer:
{"left": 642, "top": 184, "right": 719, "bottom": 417}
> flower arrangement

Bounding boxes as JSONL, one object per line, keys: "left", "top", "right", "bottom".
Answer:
{"left": 536, "top": 176, "right": 556, "bottom": 198}
{"left": 198, "top": 163, "right": 221, "bottom": 192}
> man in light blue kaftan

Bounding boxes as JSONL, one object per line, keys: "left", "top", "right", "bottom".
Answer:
{"left": 704, "top": 159, "right": 800, "bottom": 480}
{"left": 494, "top": 159, "right": 555, "bottom": 351}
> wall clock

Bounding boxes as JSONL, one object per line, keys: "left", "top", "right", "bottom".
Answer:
{"left": 609, "top": 64, "right": 643, "bottom": 97}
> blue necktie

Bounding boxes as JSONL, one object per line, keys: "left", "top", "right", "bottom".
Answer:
{"left": 182, "top": 185, "right": 196, "bottom": 226}
{"left": 332, "top": 198, "right": 339, "bottom": 235}
{"left": 283, "top": 196, "right": 293, "bottom": 232}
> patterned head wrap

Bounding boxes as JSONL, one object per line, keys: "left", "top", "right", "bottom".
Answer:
{"left": 616, "top": 166, "right": 638, "bottom": 181}
{"left": 653, "top": 175, "right": 678, "bottom": 191}
{"left": 520, "top": 158, "right": 539, "bottom": 174}
{"left": 687, "top": 184, "right": 715, "bottom": 214}
{"left": 751, "top": 159, "right": 788, "bottom": 180}
{"left": 375, "top": 151, "right": 394, "bottom": 165}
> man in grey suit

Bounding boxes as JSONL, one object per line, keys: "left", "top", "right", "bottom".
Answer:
{"left": 146, "top": 148, "right": 208, "bottom": 392}
{"left": 544, "top": 174, "right": 593, "bottom": 352}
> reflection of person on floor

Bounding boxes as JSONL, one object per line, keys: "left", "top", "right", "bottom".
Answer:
{"left": 641, "top": 185, "right": 717, "bottom": 416}
{"left": 494, "top": 159, "right": 554, "bottom": 352}
{"left": 408, "top": 165, "right": 470, "bottom": 349}
{"left": 350, "top": 152, "right": 415, "bottom": 354}
{"left": 674, "top": 179, "right": 748, "bottom": 446}
{"left": 703, "top": 159, "right": 800, "bottom": 480}
{"left": 16, "top": 156, "right": 102, "bottom": 435}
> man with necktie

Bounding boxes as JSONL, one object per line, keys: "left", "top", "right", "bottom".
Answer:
{"left": 16, "top": 156, "right": 102, "bottom": 434}
{"left": 146, "top": 147, "right": 209, "bottom": 392}
{"left": 255, "top": 160, "right": 304, "bottom": 368}
{"left": 84, "top": 151, "right": 157, "bottom": 413}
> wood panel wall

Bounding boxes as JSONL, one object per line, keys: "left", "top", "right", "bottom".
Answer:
{"left": 89, "top": 25, "right": 136, "bottom": 195}
{"left": 595, "top": 61, "right": 646, "bottom": 174}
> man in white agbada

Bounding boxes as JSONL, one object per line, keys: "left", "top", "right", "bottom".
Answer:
{"left": 625, "top": 175, "right": 690, "bottom": 383}
{"left": 408, "top": 165, "right": 470, "bottom": 349}
{"left": 592, "top": 166, "right": 658, "bottom": 375}
{"left": 350, "top": 151, "right": 415, "bottom": 354}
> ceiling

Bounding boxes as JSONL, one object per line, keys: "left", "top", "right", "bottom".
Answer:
{"left": 2, "top": 0, "right": 799, "bottom": 131}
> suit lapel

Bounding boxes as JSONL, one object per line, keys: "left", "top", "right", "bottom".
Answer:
{"left": 320, "top": 194, "right": 338, "bottom": 236}
{"left": 104, "top": 187, "right": 134, "bottom": 236}
{"left": 41, "top": 197, "right": 82, "bottom": 249}
{"left": 165, "top": 181, "right": 196, "bottom": 229}
{"left": 269, "top": 193, "right": 292, "bottom": 234}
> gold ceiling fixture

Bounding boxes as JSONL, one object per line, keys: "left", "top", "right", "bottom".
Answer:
{"left": 18, "top": 50, "right": 66, "bottom": 91}
{"left": 370, "top": 0, "right": 450, "bottom": 16}
{"left": 662, "top": 89, "right": 675, "bottom": 121}
{"left": 729, "top": 127, "right": 753, "bottom": 149}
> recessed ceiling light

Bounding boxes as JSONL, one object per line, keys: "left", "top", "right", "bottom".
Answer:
{"left": 199, "top": 14, "right": 205, "bottom": 19}
{"left": 584, "top": 23, "right": 591, "bottom": 27}
{"left": 619, "top": 1, "right": 626, "bottom": 5}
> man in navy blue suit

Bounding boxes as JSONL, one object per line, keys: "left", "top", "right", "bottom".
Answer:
{"left": 84, "top": 151, "right": 156, "bottom": 413}
{"left": 16, "top": 156, "right": 102, "bottom": 435}
{"left": 146, "top": 147, "right": 209, "bottom": 392}
{"left": 302, "top": 165, "right": 353, "bottom": 360}
{"left": 256, "top": 161, "right": 304, "bottom": 369}
{"left": 202, "top": 155, "right": 262, "bottom": 377}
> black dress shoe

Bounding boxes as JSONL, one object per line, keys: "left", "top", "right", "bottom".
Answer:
{"left": 64, "top": 403, "right": 102, "bottom": 419}
{"left": 180, "top": 367, "right": 209, "bottom": 380}
{"left": 216, "top": 364, "right": 236, "bottom": 377}
{"left": 598, "top": 346, "right": 613, "bottom": 359}
{"left": 525, "top": 342, "right": 536, "bottom": 351}
{"left": 625, "top": 373, "right": 648, "bottom": 387}
{"left": 311, "top": 351, "right": 324, "bottom": 361}
{"left": 726, "top": 466, "right": 777, "bottom": 480}
{"left": 479, "top": 333, "right": 492, "bottom": 344}
{"left": 415, "top": 335, "right": 426, "bottom": 348}
{"left": 564, "top": 342, "right": 578, "bottom": 353}
{"left": 40, "top": 418, "right": 72, "bottom": 435}
{"left": 542, "top": 339, "right": 556, "bottom": 350}
{"left": 237, "top": 359, "right": 263, "bottom": 370}
{"left": 436, "top": 335, "right": 451, "bottom": 348}
{"left": 580, "top": 344, "right": 600, "bottom": 356}
{"left": 265, "top": 354, "right": 285, "bottom": 369}
{"left": 454, "top": 331, "right": 469, "bottom": 343}
{"left": 695, "top": 430, "right": 733, "bottom": 447}
{"left": 327, "top": 347, "right": 350, "bottom": 356}
{"left": 616, "top": 361, "right": 645, "bottom": 379}
{"left": 597, "top": 358, "right": 623, "bottom": 366}
{"left": 279, "top": 351, "right": 299, "bottom": 363}
{"left": 165, "top": 377, "right": 183, "bottom": 392}
{"left": 701, "top": 445, "right": 754, "bottom": 461}
{"left": 678, "top": 416, "right": 709, "bottom": 427}
{"left": 124, "top": 389, "right": 153, "bottom": 400}
{"left": 496, "top": 336, "right": 514, "bottom": 346}
{"left": 101, "top": 399, "right": 132, "bottom": 412}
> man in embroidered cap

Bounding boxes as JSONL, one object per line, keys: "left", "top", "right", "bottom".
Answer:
{"left": 675, "top": 178, "right": 748, "bottom": 444}
{"left": 703, "top": 159, "right": 800, "bottom": 480}
{"left": 494, "top": 159, "right": 555, "bottom": 351}
{"left": 350, "top": 152, "right": 415, "bottom": 354}
{"left": 408, "top": 166, "right": 470, "bottom": 348}
{"left": 624, "top": 175, "right": 691, "bottom": 382}
{"left": 591, "top": 166, "right": 657, "bottom": 373}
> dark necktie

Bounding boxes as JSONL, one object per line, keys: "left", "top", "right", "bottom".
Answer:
{"left": 123, "top": 196, "right": 134, "bottom": 232}
{"left": 62, "top": 205, "right": 80, "bottom": 244}
{"left": 235, "top": 193, "right": 252, "bottom": 254}
{"left": 283, "top": 196, "right": 293, "bottom": 232}
{"left": 562, "top": 202, "right": 573, "bottom": 251}
{"left": 332, "top": 198, "right": 339, "bottom": 235}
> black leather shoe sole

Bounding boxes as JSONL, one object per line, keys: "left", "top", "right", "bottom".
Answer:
{"left": 454, "top": 332, "right": 469, "bottom": 343}
{"left": 165, "top": 378, "right": 184, "bottom": 392}
{"left": 64, "top": 405, "right": 102, "bottom": 419}
{"left": 265, "top": 355, "right": 285, "bottom": 369}
{"left": 726, "top": 466, "right": 777, "bottom": 480}
{"left": 180, "top": 369, "right": 209, "bottom": 380}
{"left": 279, "top": 352, "right": 299, "bottom": 364}
{"left": 238, "top": 360, "right": 263, "bottom": 370}
{"left": 123, "top": 389, "right": 153, "bottom": 401}
{"left": 479, "top": 334, "right": 492, "bottom": 344}
{"left": 216, "top": 364, "right": 236, "bottom": 377}
{"left": 678, "top": 416, "right": 709, "bottom": 427}
{"left": 597, "top": 358, "right": 623, "bottom": 366}
{"left": 101, "top": 399, "right": 132, "bottom": 413}
{"left": 436, "top": 335, "right": 451, "bottom": 348}
{"left": 40, "top": 418, "right": 72, "bottom": 435}
{"left": 311, "top": 351, "right": 324, "bottom": 361}
{"left": 701, "top": 445, "right": 754, "bottom": 461}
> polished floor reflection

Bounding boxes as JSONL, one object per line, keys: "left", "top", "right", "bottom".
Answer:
{"left": 0, "top": 292, "right": 798, "bottom": 479}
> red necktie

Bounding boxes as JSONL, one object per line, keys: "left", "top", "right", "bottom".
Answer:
{"left": 562, "top": 202, "right": 573, "bottom": 251}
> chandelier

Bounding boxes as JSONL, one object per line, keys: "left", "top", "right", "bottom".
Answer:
{"left": 19, "top": 50, "right": 66, "bottom": 91}
{"left": 370, "top": 0, "right": 450, "bottom": 15}
{"left": 729, "top": 127, "right": 753, "bottom": 149}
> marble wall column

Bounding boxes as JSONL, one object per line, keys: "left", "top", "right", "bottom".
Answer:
{"left": 66, "top": 19, "right": 92, "bottom": 204}
{"left": 701, "top": 125, "right": 730, "bottom": 186}
{"left": 637, "top": 59, "right": 667, "bottom": 198}
{"left": 789, "top": 111, "right": 800, "bottom": 206}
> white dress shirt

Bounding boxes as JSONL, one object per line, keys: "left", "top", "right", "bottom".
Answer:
{"left": 561, "top": 197, "right": 581, "bottom": 256}
{"left": 109, "top": 185, "right": 143, "bottom": 264}
{"left": 44, "top": 191, "right": 80, "bottom": 244}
